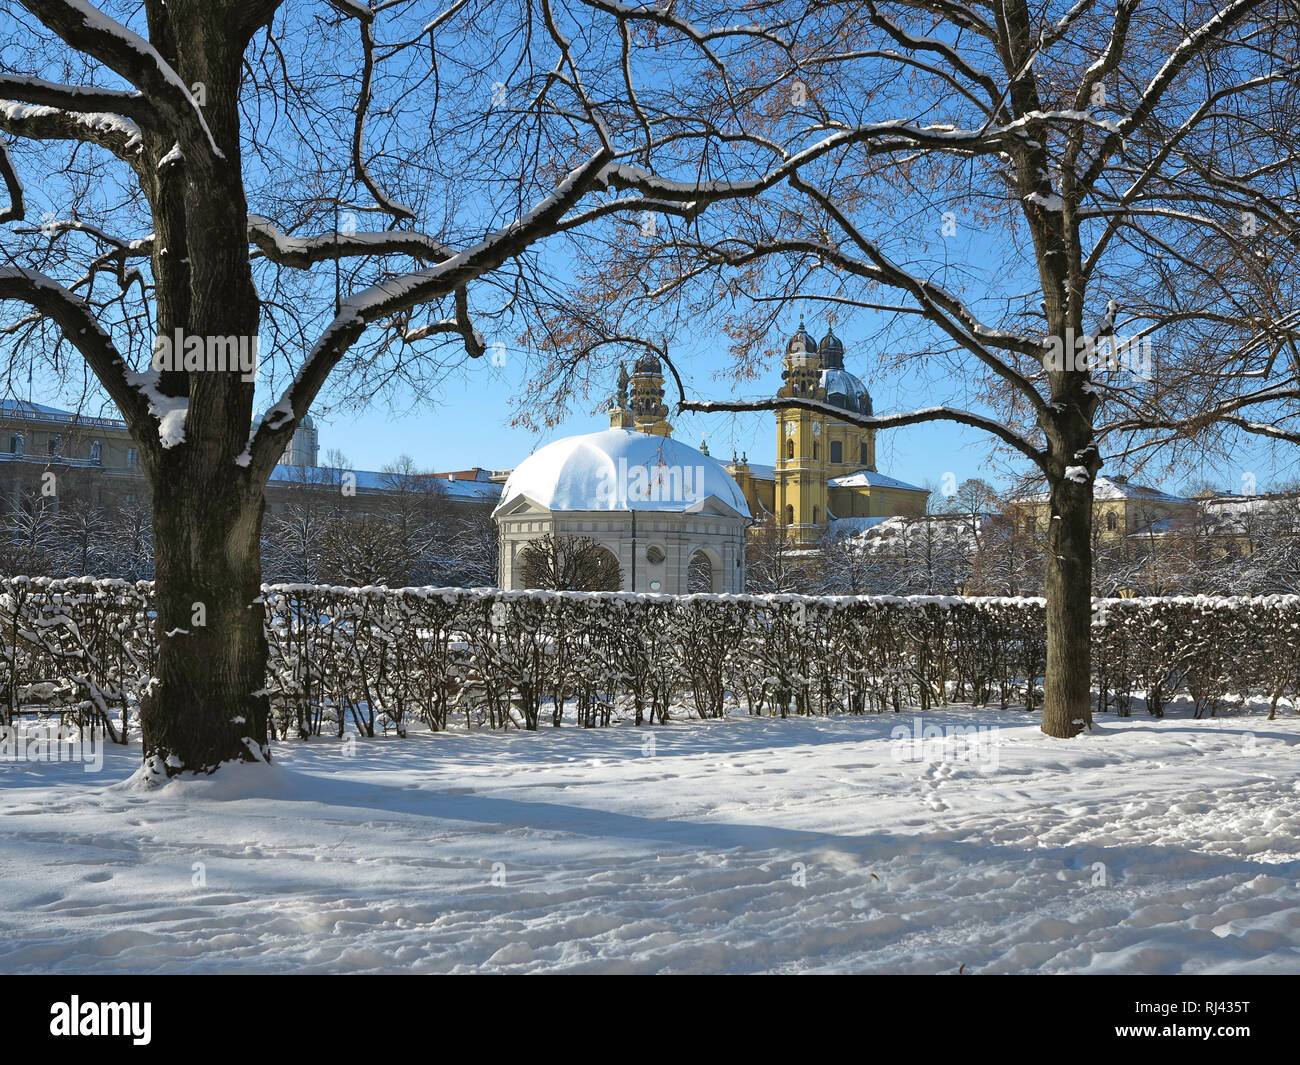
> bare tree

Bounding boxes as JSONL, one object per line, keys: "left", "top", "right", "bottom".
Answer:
{"left": 545, "top": 0, "right": 1300, "bottom": 736}
{"left": 54, "top": 497, "right": 113, "bottom": 576}
{"left": 102, "top": 497, "right": 154, "bottom": 581}
{"left": 747, "top": 517, "right": 807, "bottom": 592}
{"left": 0, "top": 493, "right": 58, "bottom": 575}
{"left": 0, "top": 0, "right": 811, "bottom": 775}
{"left": 440, "top": 507, "right": 499, "bottom": 588}
{"left": 517, "top": 533, "right": 621, "bottom": 591}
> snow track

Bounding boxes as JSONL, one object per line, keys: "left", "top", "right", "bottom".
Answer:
{"left": 1, "top": 709, "right": 1297, "bottom": 973}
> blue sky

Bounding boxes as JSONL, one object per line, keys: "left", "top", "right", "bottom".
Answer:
{"left": 294, "top": 316, "right": 1299, "bottom": 499}
{"left": 8, "top": 4, "right": 1296, "bottom": 501}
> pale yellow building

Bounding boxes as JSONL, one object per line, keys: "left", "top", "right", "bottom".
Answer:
{"left": 604, "top": 327, "right": 927, "bottom": 547}
{"left": 731, "top": 320, "right": 927, "bottom": 544}
{"left": 1014, "top": 476, "right": 1194, "bottom": 541}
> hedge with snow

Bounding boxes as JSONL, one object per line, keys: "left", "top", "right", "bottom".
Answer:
{"left": 1, "top": 578, "right": 1296, "bottom": 740}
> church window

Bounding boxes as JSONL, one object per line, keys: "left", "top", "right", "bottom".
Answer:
{"left": 860, "top": 442, "right": 869, "bottom": 466}
{"left": 785, "top": 438, "right": 795, "bottom": 460}
{"left": 830, "top": 440, "right": 842, "bottom": 463}
{"left": 812, "top": 441, "right": 819, "bottom": 460}
{"left": 1106, "top": 511, "right": 1118, "bottom": 532}
{"left": 812, "top": 506, "right": 819, "bottom": 525}
{"left": 784, "top": 504, "right": 794, "bottom": 526}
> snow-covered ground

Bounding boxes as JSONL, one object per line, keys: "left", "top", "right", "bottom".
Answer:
{"left": 2, "top": 705, "right": 1298, "bottom": 973}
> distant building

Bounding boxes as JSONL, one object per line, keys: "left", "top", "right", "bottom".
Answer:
{"left": 493, "top": 422, "right": 750, "bottom": 593}
{"left": 714, "top": 320, "right": 929, "bottom": 545}
{"left": 281, "top": 412, "right": 319, "bottom": 467}
{"left": 1012, "top": 475, "right": 1195, "bottom": 538}
{"left": 1, "top": 399, "right": 144, "bottom": 509}
{"left": 0, "top": 399, "right": 500, "bottom": 518}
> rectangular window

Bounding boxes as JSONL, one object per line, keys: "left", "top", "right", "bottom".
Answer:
{"left": 830, "top": 440, "right": 843, "bottom": 463}
{"left": 127, "top": 448, "right": 139, "bottom": 468}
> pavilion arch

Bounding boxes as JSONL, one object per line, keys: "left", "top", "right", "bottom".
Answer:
{"left": 686, "top": 545, "right": 723, "bottom": 593}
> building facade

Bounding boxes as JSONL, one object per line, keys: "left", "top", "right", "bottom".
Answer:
{"left": 493, "top": 425, "right": 750, "bottom": 593}
{"left": 690, "top": 321, "right": 929, "bottom": 545}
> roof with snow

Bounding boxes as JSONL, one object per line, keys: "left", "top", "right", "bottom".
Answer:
{"left": 494, "top": 428, "right": 749, "bottom": 516}
{"left": 270, "top": 464, "right": 500, "bottom": 502}
{"left": 0, "top": 399, "right": 128, "bottom": 428}
{"left": 830, "top": 512, "right": 991, "bottom": 550}
{"left": 827, "top": 468, "right": 928, "bottom": 493}
{"left": 825, "top": 516, "right": 893, "bottom": 537}
{"left": 1015, "top": 475, "right": 1191, "bottom": 505}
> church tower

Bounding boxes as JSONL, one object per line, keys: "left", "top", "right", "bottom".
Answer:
{"left": 774, "top": 319, "right": 877, "bottom": 544}
{"left": 775, "top": 318, "right": 828, "bottom": 545}
{"left": 608, "top": 364, "right": 635, "bottom": 429}
{"left": 628, "top": 354, "right": 672, "bottom": 437}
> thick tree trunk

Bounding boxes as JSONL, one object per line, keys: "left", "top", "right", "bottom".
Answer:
{"left": 1040, "top": 468, "right": 1096, "bottom": 738}
{"left": 128, "top": 2, "right": 273, "bottom": 779}
{"left": 139, "top": 475, "right": 271, "bottom": 776}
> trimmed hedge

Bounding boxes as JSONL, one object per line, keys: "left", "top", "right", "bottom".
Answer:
{"left": 2, "top": 579, "right": 1297, "bottom": 740}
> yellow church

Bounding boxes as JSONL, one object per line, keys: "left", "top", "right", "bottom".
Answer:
{"left": 606, "top": 319, "right": 927, "bottom": 546}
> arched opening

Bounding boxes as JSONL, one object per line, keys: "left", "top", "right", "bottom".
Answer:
{"left": 1106, "top": 511, "right": 1118, "bottom": 532}
{"left": 860, "top": 441, "right": 869, "bottom": 466}
{"left": 785, "top": 438, "right": 795, "bottom": 460}
{"left": 687, "top": 549, "right": 718, "bottom": 593}
{"left": 812, "top": 441, "right": 819, "bottom": 460}
{"left": 812, "top": 506, "right": 819, "bottom": 525}
{"left": 784, "top": 504, "right": 795, "bottom": 526}
{"left": 517, "top": 533, "right": 623, "bottom": 591}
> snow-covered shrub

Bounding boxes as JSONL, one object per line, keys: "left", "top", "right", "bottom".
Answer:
{"left": 2, "top": 579, "right": 1294, "bottom": 736}
{"left": 0, "top": 576, "right": 152, "bottom": 742}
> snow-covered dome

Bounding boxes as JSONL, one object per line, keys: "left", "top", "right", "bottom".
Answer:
{"left": 494, "top": 428, "right": 749, "bottom": 516}
{"left": 821, "top": 367, "right": 872, "bottom": 414}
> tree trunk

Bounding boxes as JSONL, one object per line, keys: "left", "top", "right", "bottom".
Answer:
{"left": 1041, "top": 469, "right": 1095, "bottom": 737}
{"left": 139, "top": 473, "right": 271, "bottom": 776}
{"left": 129, "top": 3, "right": 272, "bottom": 778}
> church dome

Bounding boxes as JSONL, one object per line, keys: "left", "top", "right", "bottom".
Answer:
{"left": 818, "top": 329, "right": 845, "bottom": 369}
{"left": 787, "top": 319, "right": 817, "bottom": 358}
{"left": 494, "top": 428, "right": 749, "bottom": 516}
{"left": 820, "top": 367, "right": 872, "bottom": 414}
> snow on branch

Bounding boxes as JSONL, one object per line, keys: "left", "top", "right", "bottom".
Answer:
{"left": 20, "top": 0, "right": 223, "bottom": 161}
{"left": 246, "top": 216, "right": 455, "bottom": 267}
{"left": 0, "top": 266, "right": 150, "bottom": 432}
